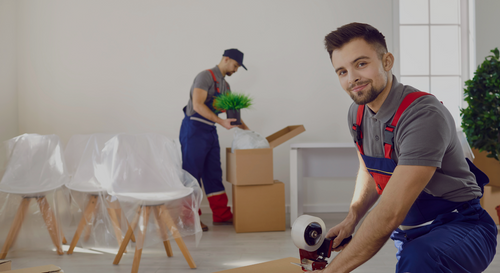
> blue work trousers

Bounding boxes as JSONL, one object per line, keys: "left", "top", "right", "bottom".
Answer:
{"left": 391, "top": 199, "right": 497, "bottom": 273}
{"left": 179, "top": 115, "right": 232, "bottom": 222}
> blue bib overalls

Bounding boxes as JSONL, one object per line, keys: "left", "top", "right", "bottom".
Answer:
{"left": 179, "top": 69, "right": 232, "bottom": 223}
{"left": 353, "top": 92, "right": 497, "bottom": 272}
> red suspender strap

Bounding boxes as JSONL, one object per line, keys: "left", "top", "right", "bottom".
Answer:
{"left": 352, "top": 105, "right": 365, "bottom": 155}
{"left": 383, "top": 91, "right": 432, "bottom": 158}
{"left": 207, "top": 69, "right": 220, "bottom": 93}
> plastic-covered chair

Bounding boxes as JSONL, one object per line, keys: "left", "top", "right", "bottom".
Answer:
{"left": 64, "top": 133, "right": 130, "bottom": 254}
{"left": 94, "top": 133, "right": 202, "bottom": 273}
{"left": 0, "top": 134, "right": 69, "bottom": 258}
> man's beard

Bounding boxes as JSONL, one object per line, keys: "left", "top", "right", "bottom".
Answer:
{"left": 348, "top": 81, "right": 385, "bottom": 105}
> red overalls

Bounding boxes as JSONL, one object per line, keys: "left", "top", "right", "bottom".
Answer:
{"left": 353, "top": 91, "right": 488, "bottom": 226}
{"left": 179, "top": 69, "right": 232, "bottom": 222}
{"left": 353, "top": 91, "right": 496, "bottom": 272}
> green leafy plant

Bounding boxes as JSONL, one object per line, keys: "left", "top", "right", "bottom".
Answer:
{"left": 214, "top": 92, "right": 252, "bottom": 110}
{"left": 461, "top": 48, "right": 500, "bottom": 160}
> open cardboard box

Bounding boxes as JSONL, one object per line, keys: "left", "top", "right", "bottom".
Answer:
{"left": 213, "top": 257, "right": 303, "bottom": 273}
{"left": 0, "top": 260, "right": 11, "bottom": 272}
{"left": 226, "top": 125, "right": 305, "bottom": 186}
{"left": 481, "top": 185, "right": 500, "bottom": 225}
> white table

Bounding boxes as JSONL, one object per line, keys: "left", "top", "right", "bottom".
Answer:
{"left": 289, "top": 143, "right": 359, "bottom": 226}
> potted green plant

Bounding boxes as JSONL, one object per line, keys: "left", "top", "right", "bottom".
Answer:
{"left": 461, "top": 47, "right": 500, "bottom": 187}
{"left": 214, "top": 92, "right": 252, "bottom": 125}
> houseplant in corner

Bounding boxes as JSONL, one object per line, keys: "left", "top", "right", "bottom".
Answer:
{"left": 214, "top": 92, "right": 252, "bottom": 125}
{"left": 461, "top": 47, "right": 500, "bottom": 224}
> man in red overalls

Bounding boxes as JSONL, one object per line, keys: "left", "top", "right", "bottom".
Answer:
{"left": 180, "top": 49, "right": 249, "bottom": 232}
{"left": 310, "top": 23, "right": 497, "bottom": 273}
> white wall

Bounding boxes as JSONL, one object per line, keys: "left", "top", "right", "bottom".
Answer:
{"left": 475, "top": 0, "right": 500, "bottom": 65}
{"left": 0, "top": 0, "right": 18, "bottom": 141}
{"left": 15, "top": 0, "right": 393, "bottom": 213}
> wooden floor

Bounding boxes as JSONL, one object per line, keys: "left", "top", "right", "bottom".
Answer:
{"left": 3, "top": 212, "right": 500, "bottom": 272}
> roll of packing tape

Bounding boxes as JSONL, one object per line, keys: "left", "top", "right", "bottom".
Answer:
{"left": 291, "top": 215, "right": 326, "bottom": 252}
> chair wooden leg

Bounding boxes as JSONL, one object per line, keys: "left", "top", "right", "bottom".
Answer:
{"left": 158, "top": 205, "right": 196, "bottom": 269}
{"left": 152, "top": 206, "right": 173, "bottom": 257}
{"left": 83, "top": 195, "right": 100, "bottom": 242}
{"left": 113, "top": 206, "right": 141, "bottom": 265}
{"left": 131, "top": 206, "right": 150, "bottom": 273}
{"left": 124, "top": 209, "right": 137, "bottom": 243}
{"left": 67, "top": 195, "right": 98, "bottom": 254}
{"left": 36, "top": 196, "right": 63, "bottom": 255}
{"left": 61, "top": 232, "right": 67, "bottom": 244}
{"left": 0, "top": 198, "right": 31, "bottom": 259}
{"left": 107, "top": 207, "right": 126, "bottom": 252}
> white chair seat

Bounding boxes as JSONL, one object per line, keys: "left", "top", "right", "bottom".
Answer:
{"left": 114, "top": 188, "right": 193, "bottom": 205}
{"left": 0, "top": 183, "right": 64, "bottom": 196}
{"left": 65, "top": 183, "right": 106, "bottom": 195}
{"left": 0, "top": 134, "right": 68, "bottom": 258}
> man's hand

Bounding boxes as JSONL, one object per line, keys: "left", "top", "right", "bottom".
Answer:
{"left": 218, "top": 118, "right": 238, "bottom": 130}
{"left": 326, "top": 217, "right": 356, "bottom": 252}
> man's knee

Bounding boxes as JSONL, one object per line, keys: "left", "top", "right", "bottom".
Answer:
{"left": 397, "top": 241, "right": 443, "bottom": 273}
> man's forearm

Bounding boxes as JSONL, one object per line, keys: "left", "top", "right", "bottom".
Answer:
{"left": 325, "top": 165, "right": 437, "bottom": 273}
{"left": 348, "top": 160, "right": 380, "bottom": 226}
{"left": 326, "top": 204, "right": 397, "bottom": 273}
{"left": 193, "top": 103, "right": 222, "bottom": 124}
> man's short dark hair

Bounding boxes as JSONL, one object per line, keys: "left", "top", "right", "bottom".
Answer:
{"left": 324, "top": 22, "right": 388, "bottom": 59}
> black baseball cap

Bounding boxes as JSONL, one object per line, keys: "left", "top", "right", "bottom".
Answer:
{"left": 223, "top": 48, "right": 247, "bottom": 70}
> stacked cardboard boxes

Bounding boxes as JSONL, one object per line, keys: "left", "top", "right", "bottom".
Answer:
{"left": 227, "top": 125, "right": 305, "bottom": 233}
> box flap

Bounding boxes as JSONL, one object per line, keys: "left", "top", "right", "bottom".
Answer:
{"left": 0, "top": 260, "right": 12, "bottom": 272}
{"left": 5, "top": 265, "right": 61, "bottom": 273}
{"left": 266, "top": 125, "right": 305, "bottom": 148}
{"left": 214, "top": 257, "right": 302, "bottom": 273}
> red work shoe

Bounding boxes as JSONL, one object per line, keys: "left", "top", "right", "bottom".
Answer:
{"left": 200, "top": 221, "right": 209, "bottom": 232}
{"left": 213, "top": 218, "right": 233, "bottom": 226}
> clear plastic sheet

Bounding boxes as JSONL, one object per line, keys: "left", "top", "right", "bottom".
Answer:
{"left": 94, "top": 133, "right": 203, "bottom": 250}
{"left": 0, "top": 134, "right": 69, "bottom": 257}
{"left": 231, "top": 128, "right": 270, "bottom": 153}
{"left": 0, "top": 189, "right": 69, "bottom": 256}
{"left": 0, "top": 134, "right": 68, "bottom": 194}
{"left": 64, "top": 134, "right": 130, "bottom": 252}
{"left": 457, "top": 130, "right": 474, "bottom": 161}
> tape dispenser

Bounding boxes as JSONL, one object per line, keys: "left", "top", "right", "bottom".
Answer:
{"left": 291, "top": 215, "right": 352, "bottom": 271}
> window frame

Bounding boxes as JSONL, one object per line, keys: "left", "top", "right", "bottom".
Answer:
{"left": 393, "top": 0, "right": 475, "bottom": 124}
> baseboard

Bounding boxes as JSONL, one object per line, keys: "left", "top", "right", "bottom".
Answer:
{"left": 199, "top": 203, "right": 350, "bottom": 214}
{"left": 301, "top": 203, "right": 350, "bottom": 213}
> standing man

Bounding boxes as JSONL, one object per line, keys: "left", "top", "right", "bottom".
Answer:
{"left": 314, "top": 23, "right": 497, "bottom": 272}
{"left": 180, "top": 49, "right": 249, "bottom": 232}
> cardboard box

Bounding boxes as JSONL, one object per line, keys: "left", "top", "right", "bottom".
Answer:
{"left": 227, "top": 125, "right": 305, "bottom": 186}
{"left": 472, "top": 148, "right": 500, "bottom": 188}
{"left": 4, "top": 265, "right": 61, "bottom": 273}
{"left": 232, "top": 181, "right": 286, "bottom": 233}
{"left": 214, "top": 257, "right": 303, "bottom": 273}
{"left": 481, "top": 185, "right": 500, "bottom": 225}
{"left": 0, "top": 260, "right": 12, "bottom": 272}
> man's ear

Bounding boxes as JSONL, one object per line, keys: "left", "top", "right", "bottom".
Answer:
{"left": 383, "top": 52, "right": 394, "bottom": 71}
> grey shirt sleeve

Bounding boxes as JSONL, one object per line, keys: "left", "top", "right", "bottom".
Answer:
{"left": 192, "top": 71, "right": 214, "bottom": 100}
{"left": 394, "top": 96, "right": 452, "bottom": 167}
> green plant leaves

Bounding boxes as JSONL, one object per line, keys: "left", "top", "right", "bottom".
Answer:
{"left": 213, "top": 92, "right": 253, "bottom": 110}
{"left": 461, "top": 47, "right": 500, "bottom": 161}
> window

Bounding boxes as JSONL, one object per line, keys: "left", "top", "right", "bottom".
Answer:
{"left": 395, "top": 0, "right": 474, "bottom": 127}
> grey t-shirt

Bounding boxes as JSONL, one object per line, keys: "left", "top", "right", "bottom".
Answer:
{"left": 347, "top": 76, "right": 481, "bottom": 202}
{"left": 185, "top": 65, "right": 231, "bottom": 116}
